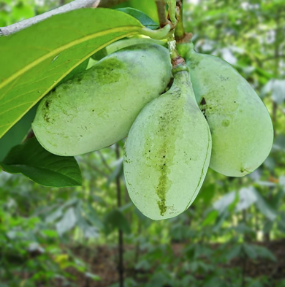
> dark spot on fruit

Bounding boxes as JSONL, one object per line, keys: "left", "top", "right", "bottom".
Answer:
{"left": 44, "top": 114, "right": 50, "bottom": 123}
{"left": 199, "top": 97, "right": 208, "bottom": 120}
{"left": 200, "top": 97, "right": 206, "bottom": 105}
{"left": 220, "top": 75, "right": 229, "bottom": 81}
{"left": 77, "top": 75, "right": 83, "bottom": 83}
{"left": 222, "top": 120, "right": 230, "bottom": 127}
{"left": 189, "top": 58, "right": 201, "bottom": 69}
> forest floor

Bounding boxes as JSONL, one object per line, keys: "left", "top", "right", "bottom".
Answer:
{"left": 61, "top": 239, "right": 285, "bottom": 287}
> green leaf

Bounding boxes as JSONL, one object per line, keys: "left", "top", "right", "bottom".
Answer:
{"left": 254, "top": 245, "right": 276, "bottom": 262}
{"left": 246, "top": 279, "right": 264, "bottom": 287}
{"left": 213, "top": 191, "right": 235, "bottom": 213}
{"left": 74, "top": 204, "right": 99, "bottom": 239}
{"left": 85, "top": 202, "right": 104, "bottom": 230}
{"left": 117, "top": 7, "right": 159, "bottom": 30}
{"left": 242, "top": 243, "right": 257, "bottom": 259}
{"left": 202, "top": 209, "right": 218, "bottom": 226}
{"left": 273, "top": 134, "right": 285, "bottom": 151}
{"left": 235, "top": 187, "right": 256, "bottom": 212}
{"left": 128, "top": 0, "right": 159, "bottom": 23}
{"left": 56, "top": 207, "right": 77, "bottom": 236}
{"left": 0, "top": 104, "right": 36, "bottom": 161}
{"left": 104, "top": 209, "right": 131, "bottom": 234}
{"left": 226, "top": 245, "right": 241, "bottom": 262}
{"left": 0, "top": 8, "right": 143, "bottom": 138}
{"left": 195, "top": 183, "right": 216, "bottom": 206}
{"left": 85, "top": 272, "right": 101, "bottom": 281}
{"left": 0, "top": 137, "right": 82, "bottom": 187}
{"left": 254, "top": 189, "right": 277, "bottom": 221}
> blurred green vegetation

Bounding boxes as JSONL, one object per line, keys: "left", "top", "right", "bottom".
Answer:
{"left": 0, "top": 0, "right": 285, "bottom": 286}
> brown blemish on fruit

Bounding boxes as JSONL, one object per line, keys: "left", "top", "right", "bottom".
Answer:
{"left": 200, "top": 97, "right": 207, "bottom": 120}
{"left": 44, "top": 113, "right": 50, "bottom": 123}
{"left": 45, "top": 100, "right": 50, "bottom": 108}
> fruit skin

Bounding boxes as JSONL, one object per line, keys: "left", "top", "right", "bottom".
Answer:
{"left": 178, "top": 43, "right": 274, "bottom": 177}
{"left": 32, "top": 43, "right": 172, "bottom": 156}
{"left": 124, "top": 67, "right": 212, "bottom": 220}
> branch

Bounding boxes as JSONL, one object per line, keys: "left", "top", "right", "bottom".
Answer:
{"left": 263, "top": 55, "right": 285, "bottom": 62}
{"left": 174, "top": 0, "right": 192, "bottom": 43}
{"left": 115, "top": 143, "right": 124, "bottom": 287}
{"left": 155, "top": 0, "right": 168, "bottom": 28}
{"left": 98, "top": 0, "right": 129, "bottom": 8}
{"left": 0, "top": 0, "right": 129, "bottom": 36}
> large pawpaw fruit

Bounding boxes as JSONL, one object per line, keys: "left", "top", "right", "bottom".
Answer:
{"left": 124, "top": 66, "right": 212, "bottom": 220}
{"left": 32, "top": 43, "right": 172, "bottom": 156}
{"left": 178, "top": 43, "right": 273, "bottom": 177}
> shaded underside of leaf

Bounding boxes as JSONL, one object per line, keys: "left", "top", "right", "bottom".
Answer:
{"left": 0, "top": 104, "right": 37, "bottom": 161}
{"left": 116, "top": 7, "right": 159, "bottom": 30}
{"left": 0, "top": 8, "right": 143, "bottom": 138}
{"left": 0, "top": 137, "right": 82, "bottom": 187}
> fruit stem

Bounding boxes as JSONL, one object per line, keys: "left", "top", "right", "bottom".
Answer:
{"left": 168, "top": 33, "right": 185, "bottom": 69}
{"left": 168, "top": 34, "right": 179, "bottom": 59}
{"left": 168, "top": 0, "right": 178, "bottom": 26}
{"left": 174, "top": 0, "right": 193, "bottom": 43}
{"left": 167, "top": 64, "right": 196, "bottom": 103}
{"left": 140, "top": 24, "right": 171, "bottom": 40}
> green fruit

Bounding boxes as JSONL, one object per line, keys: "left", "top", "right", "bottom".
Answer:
{"left": 32, "top": 43, "right": 172, "bottom": 156}
{"left": 91, "top": 38, "right": 165, "bottom": 61}
{"left": 178, "top": 43, "right": 273, "bottom": 177}
{"left": 124, "top": 67, "right": 212, "bottom": 220}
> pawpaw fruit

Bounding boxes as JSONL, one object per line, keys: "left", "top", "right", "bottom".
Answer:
{"left": 32, "top": 43, "right": 172, "bottom": 156}
{"left": 124, "top": 66, "right": 212, "bottom": 220}
{"left": 178, "top": 43, "right": 273, "bottom": 177}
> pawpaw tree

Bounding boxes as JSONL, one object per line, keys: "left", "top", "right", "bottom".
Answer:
{"left": 0, "top": 0, "right": 273, "bottom": 221}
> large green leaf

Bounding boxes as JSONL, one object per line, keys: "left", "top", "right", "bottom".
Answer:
{"left": 0, "top": 8, "right": 143, "bottom": 138}
{"left": 0, "top": 137, "right": 82, "bottom": 187}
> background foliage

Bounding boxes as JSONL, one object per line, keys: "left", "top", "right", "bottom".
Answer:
{"left": 0, "top": 0, "right": 285, "bottom": 286}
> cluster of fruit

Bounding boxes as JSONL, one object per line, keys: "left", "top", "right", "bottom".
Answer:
{"left": 32, "top": 41, "right": 273, "bottom": 220}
